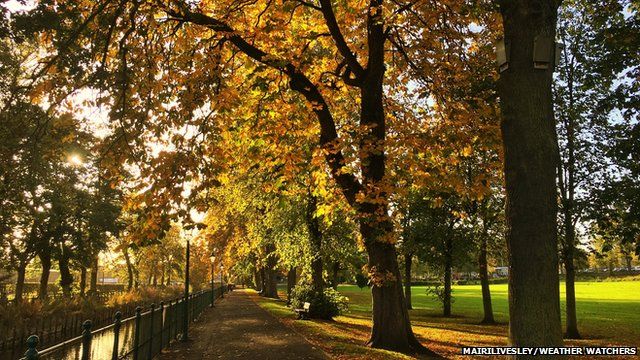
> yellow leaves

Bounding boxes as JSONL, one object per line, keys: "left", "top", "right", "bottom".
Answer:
{"left": 366, "top": 265, "right": 397, "bottom": 287}
{"left": 461, "top": 145, "right": 473, "bottom": 157}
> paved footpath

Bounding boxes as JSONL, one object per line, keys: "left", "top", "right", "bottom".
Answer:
{"left": 157, "top": 289, "right": 328, "bottom": 360}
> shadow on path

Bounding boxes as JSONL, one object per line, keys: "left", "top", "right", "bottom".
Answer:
{"left": 158, "top": 289, "right": 328, "bottom": 360}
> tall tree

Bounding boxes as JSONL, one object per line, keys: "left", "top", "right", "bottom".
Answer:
{"left": 495, "top": 0, "right": 564, "bottom": 348}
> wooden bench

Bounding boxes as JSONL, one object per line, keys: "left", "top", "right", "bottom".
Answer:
{"left": 294, "top": 302, "right": 311, "bottom": 320}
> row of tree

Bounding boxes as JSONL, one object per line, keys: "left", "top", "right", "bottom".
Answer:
{"left": 0, "top": 0, "right": 638, "bottom": 354}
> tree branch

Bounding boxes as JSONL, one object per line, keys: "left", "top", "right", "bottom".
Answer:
{"left": 318, "top": 0, "right": 365, "bottom": 81}
{"left": 165, "top": 7, "right": 362, "bottom": 205}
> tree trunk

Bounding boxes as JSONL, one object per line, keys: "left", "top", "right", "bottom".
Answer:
{"left": 625, "top": 256, "right": 632, "bottom": 272}
{"left": 443, "top": 235, "right": 452, "bottom": 317}
{"left": 58, "top": 248, "right": 74, "bottom": 296}
{"left": 496, "top": 0, "right": 564, "bottom": 348}
{"left": 90, "top": 257, "right": 98, "bottom": 294}
{"left": 263, "top": 244, "right": 279, "bottom": 299}
{"left": 287, "top": 266, "right": 296, "bottom": 302}
{"left": 123, "top": 248, "right": 134, "bottom": 291}
{"left": 357, "top": 8, "right": 431, "bottom": 351}
{"left": 254, "top": 269, "right": 262, "bottom": 292}
{"left": 306, "top": 193, "right": 324, "bottom": 290}
{"left": 479, "top": 234, "right": 495, "bottom": 324}
{"left": 38, "top": 252, "right": 52, "bottom": 300}
{"left": 563, "top": 213, "right": 581, "bottom": 338}
{"left": 331, "top": 261, "right": 339, "bottom": 290}
{"left": 79, "top": 267, "right": 87, "bottom": 297}
{"left": 14, "top": 260, "right": 27, "bottom": 303}
{"left": 260, "top": 268, "right": 267, "bottom": 295}
{"left": 404, "top": 253, "right": 413, "bottom": 310}
{"left": 161, "top": 264, "right": 165, "bottom": 286}
{"left": 365, "top": 239, "right": 429, "bottom": 354}
{"left": 557, "top": 23, "right": 581, "bottom": 339}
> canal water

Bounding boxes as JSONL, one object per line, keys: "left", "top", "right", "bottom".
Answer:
{"left": 6, "top": 319, "right": 137, "bottom": 360}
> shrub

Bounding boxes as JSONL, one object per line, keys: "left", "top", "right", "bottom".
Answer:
{"left": 289, "top": 284, "right": 349, "bottom": 320}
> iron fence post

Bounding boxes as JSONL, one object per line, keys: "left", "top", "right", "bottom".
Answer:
{"left": 111, "top": 311, "right": 122, "bottom": 360}
{"left": 81, "top": 320, "right": 92, "bottom": 360}
{"left": 23, "top": 335, "right": 39, "bottom": 360}
{"left": 148, "top": 303, "right": 155, "bottom": 360}
{"left": 133, "top": 306, "right": 142, "bottom": 360}
{"left": 159, "top": 301, "right": 165, "bottom": 349}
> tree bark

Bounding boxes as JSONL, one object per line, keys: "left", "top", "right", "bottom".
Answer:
{"left": 38, "top": 252, "right": 51, "bottom": 300}
{"left": 123, "top": 247, "right": 134, "bottom": 291}
{"left": 90, "top": 256, "right": 98, "bottom": 294}
{"left": 287, "top": 266, "right": 296, "bottom": 302}
{"left": 366, "top": 239, "right": 428, "bottom": 354}
{"left": 497, "top": 0, "right": 564, "bottom": 349}
{"left": 479, "top": 234, "right": 495, "bottom": 324}
{"left": 260, "top": 268, "right": 267, "bottom": 294}
{"left": 14, "top": 260, "right": 27, "bottom": 303}
{"left": 264, "top": 242, "right": 280, "bottom": 298}
{"left": 404, "top": 253, "right": 413, "bottom": 310}
{"left": 443, "top": 235, "right": 453, "bottom": 317}
{"left": 254, "top": 269, "right": 262, "bottom": 292}
{"left": 79, "top": 267, "right": 87, "bottom": 297}
{"left": 331, "top": 261, "right": 340, "bottom": 290}
{"left": 58, "top": 248, "right": 74, "bottom": 297}
{"left": 306, "top": 193, "right": 324, "bottom": 290}
{"left": 563, "top": 212, "right": 581, "bottom": 338}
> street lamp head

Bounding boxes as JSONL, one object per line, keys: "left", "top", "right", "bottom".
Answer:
{"left": 210, "top": 255, "right": 216, "bottom": 262}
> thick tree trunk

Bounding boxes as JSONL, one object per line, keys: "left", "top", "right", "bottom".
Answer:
{"left": 264, "top": 243, "right": 279, "bottom": 298}
{"left": 38, "top": 252, "right": 51, "bottom": 300}
{"left": 14, "top": 260, "right": 27, "bottom": 303}
{"left": 366, "top": 239, "right": 429, "bottom": 354}
{"left": 90, "top": 257, "right": 98, "bottom": 294}
{"left": 260, "top": 268, "right": 267, "bottom": 294}
{"left": 404, "top": 253, "right": 413, "bottom": 310}
{"left": 264, "top": 268, "right": 279, "bottom": 298}
{"left": 58, "top": 249, "right": 74, "bottom": 297}
{"left": 123, "top": 248, "right": 134, "bottom": 291}
{"left": 479, "top": 235, "right": 495, "bottom": 324}
{"left": 306, "top": 193, "right": 324, "bottom": 290}
{"left": 254, "top": 269, "right": 262, "bottom": 292}
{"left": 497, "top": 0, "right": 564, "bottom": 349}
{"left": 331, "top": 261, "right": 339, "bottom": 290}
{"left": 358, "top": 6, "right": 430, "bottom": 352}
{"left": 443, "top": 235, "right": 453, "bottom": 317}
{"left": 79, "top": 267, "right": 87, "bottom": 297}
{"left": 287, "top": 266, "right": 296, "bottom": 302}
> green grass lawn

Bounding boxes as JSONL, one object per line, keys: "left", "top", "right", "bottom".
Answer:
{"left": 262, "top": 281, "right": 639, "bottom": 359}
{"left": 340, "top": 281, "right": 640, "bottom": 345}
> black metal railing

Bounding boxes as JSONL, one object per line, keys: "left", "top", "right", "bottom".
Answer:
{"left": 18, "top": 286, "right": 227, "bottom": 360}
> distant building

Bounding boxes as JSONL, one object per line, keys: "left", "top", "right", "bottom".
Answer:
{"left": 493, "top": 266, "right": 509, "bottom": 277}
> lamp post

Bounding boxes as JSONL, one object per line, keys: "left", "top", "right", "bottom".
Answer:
{"left": 210, "top": 248, "right": 216, "bottom": 307}
{"left": 220, "top": 264, "right": 224, "bottom": 298}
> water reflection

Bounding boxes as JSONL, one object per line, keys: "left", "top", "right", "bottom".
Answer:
{"left": 37, "top": 320, "right": 136, "bottom": 360}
